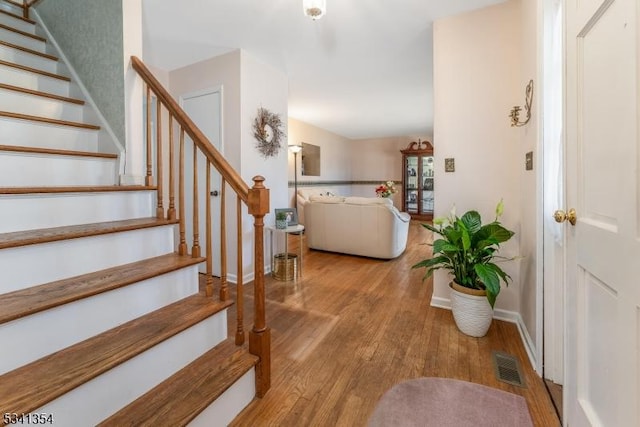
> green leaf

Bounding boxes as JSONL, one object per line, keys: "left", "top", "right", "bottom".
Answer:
{"left": 459, "top": 223, "right": 471, "bottom": 251}
{"left": 475, "top": 223, "right": 514, "bottom": 246}
{"left": 474, "top": 263, "right": 501, "bottom": 308}
{"left": 460, "top": 210, "right": 482, "bottom": 234}
{"left": 485, "top": 263, "right": 512, "bottom": 285}
{"left": 486, "top": 289, "right": 498, "bottom": 308}
{"left": 420, "top": 222, "right": 443, "bottom": 235}
{"left": 433, "top": 239, "right": 460, "bottom": 254}
{"left": 412, "top": 255, "right": 451, "bottom": 270}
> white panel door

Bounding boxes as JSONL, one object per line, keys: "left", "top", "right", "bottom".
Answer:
{"left": 565, "top": 0, "right": 639, "bottom": 425}
{"left": 181, "top": 88, "right": 223, "bottom": 277}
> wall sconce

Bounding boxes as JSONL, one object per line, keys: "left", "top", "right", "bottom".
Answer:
{"left": 509, "top": 79, "right": 534, "bottom": 127}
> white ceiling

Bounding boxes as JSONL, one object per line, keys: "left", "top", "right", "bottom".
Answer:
{"left": 142, "top": 0, "right": 504, "bottom": 140}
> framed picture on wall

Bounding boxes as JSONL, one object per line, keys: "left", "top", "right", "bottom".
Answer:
{"left": 275, "top": 208, "right": 298, "bottom": 226}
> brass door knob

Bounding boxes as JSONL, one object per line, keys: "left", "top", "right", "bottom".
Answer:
{"left": 553, "top": 208, "right": 577, "bottom": 225}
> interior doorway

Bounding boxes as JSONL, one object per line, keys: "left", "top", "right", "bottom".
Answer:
{"left": 179, "top": 86, "right": 223, "bottom": 277}
{"left": 541, "top": 0, "right": 564, "bottom": 420}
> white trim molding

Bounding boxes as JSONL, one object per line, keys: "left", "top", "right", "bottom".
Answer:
{"left": 430, "top": 297, "right": 538, "bottom": 371}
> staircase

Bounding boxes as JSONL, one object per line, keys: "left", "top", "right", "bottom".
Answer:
{"left": 0, "top": 2, "right": 267, "bottom": 425}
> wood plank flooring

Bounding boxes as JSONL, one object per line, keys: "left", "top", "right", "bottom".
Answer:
{"left": 228, "top": 221, "right": 559, "bottom": 427}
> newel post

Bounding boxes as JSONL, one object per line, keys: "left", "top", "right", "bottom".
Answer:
{"left": 247, "top": 175, "right": 271, "bottom": 397}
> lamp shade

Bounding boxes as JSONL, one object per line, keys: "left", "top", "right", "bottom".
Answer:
{"left": 288, "top": 144, "right": 303, "bottom": 154}
{"left": 303, "top": 0, "right": 326, "bottom": 20}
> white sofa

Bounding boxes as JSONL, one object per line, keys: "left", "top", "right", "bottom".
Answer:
{"left": 296, "top": 187, "right": 340, "bottom": 225}
{"left": 304, "top": 196, "right": 411, "bottom": 259}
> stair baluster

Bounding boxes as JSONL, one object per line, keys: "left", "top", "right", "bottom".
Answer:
{"left": 178, "top": 128, "right": 188, "bottom": 255}
{"left": 155, "top": 99, "right": 164, "bottom": 219}
{"left": 167, "top": 115, "right": 176, "bottom": 220}
{"left": 145, "top": 86, "right": 153, "bottom": 186}
{"left": 205, "top": 161, "right": 213, "bottom": 297}
{"left": 132, "top": 55, "right": 271, "bottom": 396}
{"left": 191, "top": 142, "right": 201, "bottom": 258}
{"left": 235, "top": 194, "right": 245, "bottom": 345}
{"left": 220, "top": 178, "right": 229, "bottom": 301}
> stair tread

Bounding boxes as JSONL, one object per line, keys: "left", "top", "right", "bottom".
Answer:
{"left": 0, "top": 21, "right": 45, "bottom": 42}
{"left": 0, "top": 8, "right": 36, "bottom": 25}
{"left": 0, "top": 58, "right": 69, "bottom": 81}
{"left": 0, "top": 293, "right": 233, "bottom": 415}
{"left": 99, "top": 339, "right": 257, "bottom": 427}
{"left": 0, "top": 82, "right": 82, "bottom": 104}
{"left": 0, "top": 185, "right": 156, "bottom": 194}
{"left": 0, "top": 144, "right": 116, "bottom": 159}
{"left": 0, "top": 39, "right": 57, "bottom": 61}
{"left": 0, "top": 216, "right": 177, "bottom": 250}
{"left": 0, "top": 253, "right": 206, "bottom": 325}
{"left": 0, "top": 111, "right": 100, "bottom": 130}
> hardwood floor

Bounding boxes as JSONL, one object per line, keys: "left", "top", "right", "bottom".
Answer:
{"left": 228, "top": 221, "right": 559, "bottom": 426}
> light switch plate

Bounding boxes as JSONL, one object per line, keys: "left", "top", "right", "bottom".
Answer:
{"left": 525, "top": 151, "right": 533, "bottom": 171}
{"left": 445, "top": 158, "right": 455, "bottom": 172}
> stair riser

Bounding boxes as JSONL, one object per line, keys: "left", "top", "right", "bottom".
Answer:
{"left": 0, "top": 116, "right": 98, "bottom": 151}
{"left": 0, "top": 191, "right": 154, "bottom": 234}
{"left": 0, "top": 225, "right": 176, "bottom": 294}
{"left": 189, "top": 369, "right": 256, "bottom": 427}
{"left": 0, "top": 26, "right": 45, "bottom": 53}
{"left": 0, "top": 88, "right": 83, "bottom": 121}
{"left": 35, "top": 311, "right": 228, "bottom": 427}
{"left": 0, "top": 265, "right": 200, "bottom": 376}
{"left": 0, "top": 13, "right": 35, "bottom": 35}
{"left": 0, "top": 44, "right": 57, "bottom": 73}
{"left": 0, "top": 64, "right": 69, "bottom": 96}
{"left": 0, "top": 152, "right": 117, "bottom": 187}
{"left": 0, "top": 2, "right": 22, "bottom": 16}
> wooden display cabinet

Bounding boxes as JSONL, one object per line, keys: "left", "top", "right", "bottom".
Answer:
{"left": 401, "top": 139, "right": 434, "bottom": 220}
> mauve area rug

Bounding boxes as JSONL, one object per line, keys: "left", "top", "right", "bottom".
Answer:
{"left": 367, "top": 377, "right": 533, "bottom": 427}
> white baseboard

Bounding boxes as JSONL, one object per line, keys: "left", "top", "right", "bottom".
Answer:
{"left": 226, "top": 263, "right": 271, "bottom": 285}
{"left": 429, "top": 297, "right": 538, "bottom": 371}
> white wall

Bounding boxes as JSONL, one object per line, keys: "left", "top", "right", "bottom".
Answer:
{"left": 167, "top": 49, "right": 288, "bottom": 282}
{"left": 287, "top": 120, "right": 432, "bottom": 210}
{"left": 122, "top": 0, "right": 144, "bottom": 184}
{"left": 518, "top": 0, "right": 542, "bottom": 366}
{"left": 240, "top": 50, "right": 289, "bottom": 279}
{"left": 432, "top": 0, "right": 522, "bottom": 313}
{"left": 350, "top": 136, "right": 432, "bottom": 209}
{"left": 287, "top": 118, "right": 353, "bottom": 204}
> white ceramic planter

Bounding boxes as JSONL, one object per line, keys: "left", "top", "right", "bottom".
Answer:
{"left": 450, "top": 282, "right": 494, "bottom": 337}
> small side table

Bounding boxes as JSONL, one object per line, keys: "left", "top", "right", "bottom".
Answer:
{"left": 266, "top": 224, "right": 304, "bottom": 281}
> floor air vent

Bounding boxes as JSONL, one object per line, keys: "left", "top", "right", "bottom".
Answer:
{"left": 492, "top": 351, "right": 526, "bottom": 388}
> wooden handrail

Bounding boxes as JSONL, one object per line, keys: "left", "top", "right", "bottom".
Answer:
{"left": 17, "top": 0, "right": 39, "bottom": 19}
{"left": 132, "top": 56, "right": 271, "bottom": 397}
{"left": 131, "top": 56, "right": 249, "bottom": 202}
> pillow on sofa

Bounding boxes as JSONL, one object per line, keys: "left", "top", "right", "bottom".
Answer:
{"left": 298, "top": 188, "right": 338, "bottom": 200}
{"left": 309, "top": 195, "right": 345, "bottom": 203}
{"left": 343, "top": 196, "right": 393, "bottom": 206}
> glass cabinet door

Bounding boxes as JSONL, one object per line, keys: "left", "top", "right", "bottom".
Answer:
{"left": 421, "top": 156, "right": 434, "bottom": 215}
{"left": 401, "top": 140, "right": 434, "bottom": 220}
{"left": 405, "top": 155, "right": 419, "bottom": 214}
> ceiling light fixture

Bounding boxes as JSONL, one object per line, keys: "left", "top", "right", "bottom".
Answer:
{"left": 303, "top": 0, "right": 326, "bottom": 20}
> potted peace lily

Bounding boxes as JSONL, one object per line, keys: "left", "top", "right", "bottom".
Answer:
{"left": 412, "top": 200, "right": 516, "bottom": 337}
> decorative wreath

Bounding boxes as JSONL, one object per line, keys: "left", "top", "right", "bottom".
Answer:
{"left": 252, "top": 107, "right": 285, "bottom": 158}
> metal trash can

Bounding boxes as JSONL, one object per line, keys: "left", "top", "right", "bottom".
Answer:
{"left": 272, "top": 253, "right": 298, "bottom": 281}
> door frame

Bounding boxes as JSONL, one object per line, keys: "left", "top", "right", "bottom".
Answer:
{"left": 178, "top": 85, "right": 224, "bottom": 276}
{"left": 540, "top": 0, "right": 566, "bottom": 386}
